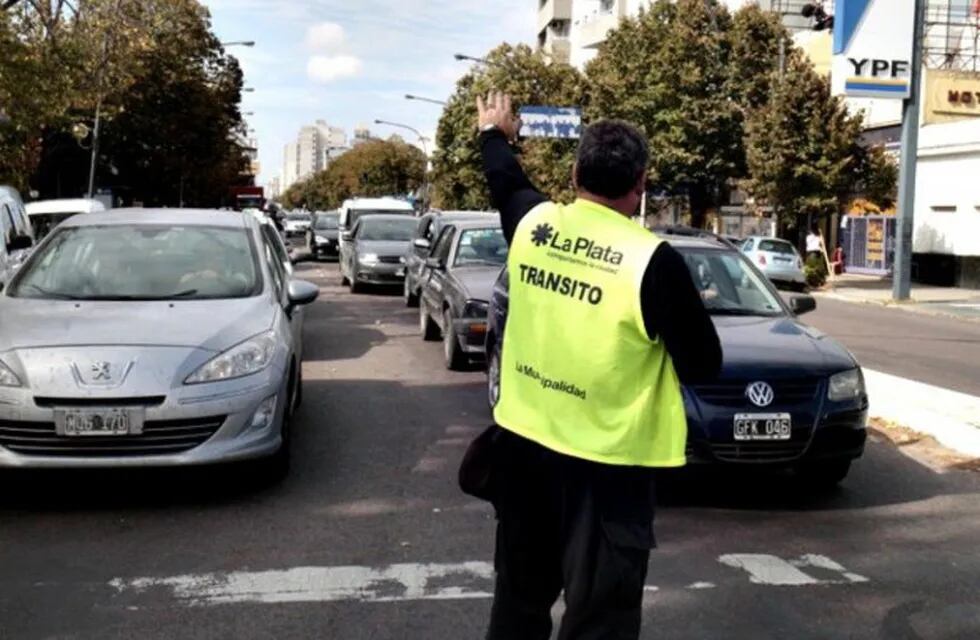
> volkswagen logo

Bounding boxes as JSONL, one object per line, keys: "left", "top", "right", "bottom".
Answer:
{"left": 746, "top": 381, "right": 775, "bottom": 408}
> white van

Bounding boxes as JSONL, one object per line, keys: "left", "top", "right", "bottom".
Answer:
{"left": 25, "top": 198, "right": 106, "bottom": 240}
{"left": 338, "top": 197, "right": 415, "bottom": 253}
{"left": 0, "top": 186, "right": 36, "bottom": 288}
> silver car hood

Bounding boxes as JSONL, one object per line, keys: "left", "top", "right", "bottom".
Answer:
{"left": 0, "top": 296, "right": 275, "bottom": 353}
{"left": 356, "top": 240, "right": 410, "bottom": 257}
{"left": 451, "top": 266, "right": 504, "bottom": 302}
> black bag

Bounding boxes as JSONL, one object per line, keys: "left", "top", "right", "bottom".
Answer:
{"left": 458, "top": 425, "right": 502, "bottom": 502}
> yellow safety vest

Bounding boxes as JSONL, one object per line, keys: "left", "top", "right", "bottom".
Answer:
{"left": 494, "top": 198, "right": 687, "bottom": 467}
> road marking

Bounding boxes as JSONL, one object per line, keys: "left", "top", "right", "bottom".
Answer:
{"left": 718, "top": 554, "right": 868, "bottom": 586}
{"left": 110, "top": 562, "right": 495, "bottom": 606}
{"left": 110, "top": 555, "right": 868, "bottom": 607}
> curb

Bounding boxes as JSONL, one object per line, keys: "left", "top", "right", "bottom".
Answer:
{"left": 812, "top": 291, "right": 980, "bottom": 324}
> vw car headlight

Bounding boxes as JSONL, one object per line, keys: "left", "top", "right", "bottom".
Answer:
{"left": 828, "top": 369, "right": 864, "bottom": 401}
{"left": 185, "top": 331, "right": 278, "bottom": 384}
{"left": 0, "top": 359, "right": 22, "bottom": 388}
{"left": 359, "top": 252, "right": 379, "bottom": 265}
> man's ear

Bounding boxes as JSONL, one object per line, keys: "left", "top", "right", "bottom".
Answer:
{"left": 633, "top": 171, "right": 647, "bottom": 197}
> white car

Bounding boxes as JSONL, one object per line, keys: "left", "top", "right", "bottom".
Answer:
{"left": 25, "top": 198, "right": 106, "bottom": 241}
{"left": 740, "top": 236, "right": 807, "bottom": 290}
{"left": 283, "top": 212, "right": 312, "bottom": 237}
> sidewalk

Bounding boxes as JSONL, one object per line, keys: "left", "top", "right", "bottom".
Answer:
{"left": 813, "top": 273, "right": 980, "bottom": 322}
{"left": 864, "top": 369, "right": 980, "bottom": 459}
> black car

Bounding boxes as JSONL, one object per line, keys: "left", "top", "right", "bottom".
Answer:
{"left": 419, "top": 220, "right": 507, "bottom": 369}
{"left": 485, "top": 230, "right": 868, "bottom": 485}
{"left": 306, "top": 211, "right": 340, "bottom": 260}
{"left": 403, "top": 210, "right": 496, "bottom": 307}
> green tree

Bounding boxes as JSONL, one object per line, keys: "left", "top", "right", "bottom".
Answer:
{"left": 430, "top": 43, "right": 586, "bottom": 210}
{"left": 285, "top": 138, "right": 425, "bottom": 211}
{"left": 586, "top": 0, "right": 742, "bottom": 227}
{"left": 744, "top": 55, "right": 867, "bottom": 230}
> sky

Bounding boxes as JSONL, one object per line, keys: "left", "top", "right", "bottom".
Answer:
{"left": 203, "top": 0, "right": 538, "bottom": 188}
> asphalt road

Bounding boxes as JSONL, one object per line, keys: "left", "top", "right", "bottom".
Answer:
{"left": 805, "top": 297, "right": 980, "bottom": 397}
{"left": 0, "top": 259, "right": 978, "bottom": 640}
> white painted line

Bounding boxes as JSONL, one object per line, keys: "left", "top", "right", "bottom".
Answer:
{"left": 686, "top": 582, "right": 716, "bottom": 590}
{"left": 793, "top": 554, "right": 869, "bottom": 584}
{"left": 718, "top": 554, "right": 819, "bottom": 586}
{"left": 110, "top": 562, "right": 495, "bottom": 606}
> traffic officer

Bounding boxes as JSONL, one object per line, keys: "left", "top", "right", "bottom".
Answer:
{"left": 474, "top": 92, "right": 723, "bottom": 639}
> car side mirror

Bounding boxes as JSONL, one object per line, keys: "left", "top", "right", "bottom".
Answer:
{"left": 341, "top": 231, "right": 353, "bottom": 242}
{"left": 7, "top": 234, "right": 32, "bottom": 252}
{"left": 287, "top": 279, "right": 319, "bottom": 308}
{"left": 789, "top": 294, "right": 816, "bottom": 315}
{"left": 425, "top": 256, "right": 444, "bottom": 270}
{"left": 413, "top": 237, "right": 431, "bottom": 250}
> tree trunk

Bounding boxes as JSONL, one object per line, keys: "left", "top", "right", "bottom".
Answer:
{"left": 688, "top": 184, "right": 710, "bottom": 229}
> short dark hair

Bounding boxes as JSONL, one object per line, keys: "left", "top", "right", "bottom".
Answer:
{"left": 575, "top": 120, "right": 649, "bottom": 199}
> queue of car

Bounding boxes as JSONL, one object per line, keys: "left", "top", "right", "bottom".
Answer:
{"left": 334, "top": 204, "right": 867, "bottom": 487}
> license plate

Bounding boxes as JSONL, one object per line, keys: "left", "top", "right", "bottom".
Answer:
{"left": 774, "top": 256, "right": 792, "bottom": 262}
{"left": 55, "top": 408, "right": 142, "bottom": 437}
{"left": 734, "top": 413, "right": 791, "bottom": 441}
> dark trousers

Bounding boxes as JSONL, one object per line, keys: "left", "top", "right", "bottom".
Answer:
{"left": 486, "top": 429, "right": 656, "bottom": 640}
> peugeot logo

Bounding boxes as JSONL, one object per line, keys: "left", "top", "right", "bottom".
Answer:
{"left": 91, "top": 361, "right": 112, "bottom": 381}
{"left": 746, "top": 381, "right": 775, "bottom": 408}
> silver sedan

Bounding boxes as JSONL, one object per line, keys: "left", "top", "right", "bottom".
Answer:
{"left": 0, "top": 209, "right": 318, "bottom": 478}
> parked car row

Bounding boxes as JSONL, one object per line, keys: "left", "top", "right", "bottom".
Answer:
{"left": 0, "top": 207, "right": 320, "bottom": 481}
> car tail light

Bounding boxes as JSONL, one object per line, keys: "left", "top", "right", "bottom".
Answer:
{"left": 757, "top": 254, "right": 767, "bottom": 266}
{"left": 797, "top": 258, "right": 803, "bottom": 268}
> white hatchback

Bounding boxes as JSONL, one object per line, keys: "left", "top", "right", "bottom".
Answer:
{"left": 740, "top": 236, "right": 806, "bottom": 290}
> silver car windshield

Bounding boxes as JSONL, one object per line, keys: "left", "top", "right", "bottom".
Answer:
{"left": 454, "top": 228, "right": 507, "bottom": 267}
{"left": 358, "top": 219, "right": 415, "bottom": 242}
{"left": 10, "top": 225, "right": 260, "bottom": 301}
{"left": 678, "top": 247, "right": 784, "bottom": 317}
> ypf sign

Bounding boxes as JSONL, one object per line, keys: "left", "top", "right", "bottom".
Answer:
{"left": 832, "top": 0, "right": 916, "bottom": 100}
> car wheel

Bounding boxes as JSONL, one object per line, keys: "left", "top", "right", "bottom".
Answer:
{"left": 404, "top": 277, "right": 419, "bottom": 308}
{"left": 420, "top": 303, "right": 440, "bottom": 341}
{"left": 487, "top": 345, "right": 501, "bottom": 411}
{"left": 796, "top": 460, "right": 851, "bottom": 487}
{"left": 444, "top": 308, "right": 467, "bottom": 370}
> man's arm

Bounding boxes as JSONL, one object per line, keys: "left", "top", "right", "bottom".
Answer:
{"left": 479, "top": 130, "right": 547, "bottom": 244}
{"left": 640, "top": 244, "right": 723, "bottom": 385}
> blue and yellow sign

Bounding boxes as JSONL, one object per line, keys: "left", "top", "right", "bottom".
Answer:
{"left": 832, "top": 0, "right": 916, "bottom": 100}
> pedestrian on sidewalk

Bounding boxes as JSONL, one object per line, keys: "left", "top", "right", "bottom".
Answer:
{"left": 463, "top": 92, "right": 722, "bottom": 640}
{"left": 806, "top": 224, "right": 825, "bottom": 262}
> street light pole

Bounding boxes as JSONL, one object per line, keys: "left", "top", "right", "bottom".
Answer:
{"left": 893, "top": 0, "right": 926, "bottom": 301}
{"left": 374, "top": 119, "right": 431, "bottom": 212}
{"left": 405, "top": 94, "right": 447, "bottom": 107}
{"left": 220, "top": 41, "right": 256, "bottom": 48}
{"left": 454, "top": 53, "right": 490, "bottom": 65}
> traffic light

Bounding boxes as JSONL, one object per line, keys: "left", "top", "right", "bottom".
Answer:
{"left": 801, "top": 2, "right": 835, "bottom": 31}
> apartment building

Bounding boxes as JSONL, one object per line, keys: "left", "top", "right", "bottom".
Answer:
{"left": 280, "top": 121, "right": 349, "bottom": 191}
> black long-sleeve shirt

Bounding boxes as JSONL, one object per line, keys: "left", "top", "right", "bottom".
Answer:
{"left": 480, "top": 130, "right": 722, "bottom": 384}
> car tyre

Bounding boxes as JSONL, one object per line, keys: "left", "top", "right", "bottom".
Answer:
{"left": 404, "top": 277, "right": 419, "bottom": 308}
{"left": 420, "top": 304, "right": 440, "bottom": 341}
{"left": 444, "top": 308, "right": 467, "bottom": 370}
{"left": 796, "top": 460, "right": 851, "bottom": 487}
{"left": 487, "top": 345, "right": 501, "bottom": 411}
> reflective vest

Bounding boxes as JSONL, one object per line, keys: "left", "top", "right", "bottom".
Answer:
{"left": 494, "top": 198, "right": 687, "bottom": 467}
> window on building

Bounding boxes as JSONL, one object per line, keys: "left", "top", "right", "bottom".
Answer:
{"left": 599, "top": 0, "right": 616, "bottom": 14}
{"left": 931, "top": 205, "right": 958, "bottom": 213}
{"left": 552, "top": 19, "right": 570, "bottom": 37}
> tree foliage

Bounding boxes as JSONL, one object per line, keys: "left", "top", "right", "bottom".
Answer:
{"left": 744, "top": 54, "right": 866, "bottom": 225}
{"left": 430, "top": 43, "right": 586, "bottom": 210}
{"left": 280, "top": 138, "right": 425, "bottom": 211}
{"left": 0, "top": 0, "right": 249, "bottom": 205}
{"left": 586, "top": 0, "right": 743, "bottom": 227}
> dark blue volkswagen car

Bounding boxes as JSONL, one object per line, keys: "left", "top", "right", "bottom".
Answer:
{"left": 485, "top": 230, "right": 868, "bottom": 486}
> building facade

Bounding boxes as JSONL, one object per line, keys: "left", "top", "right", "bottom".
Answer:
{"left": 280, "top": 121, "right": 349, "bottom": 191}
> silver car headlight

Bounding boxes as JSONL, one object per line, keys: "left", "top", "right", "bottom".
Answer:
{"left": 315, "top": 234, "right": 328, "bottom": 243}
{"left": 462, "top": 300, "right": 489, "bottom": 318}
{"left": 359, "top": 253, "right": 379, "bottom": 265}
{"left": 0, "top": 359, "right": 22, "bottom": 388}
{"left": 185, "top": 331, "right": 278, "bottom": 384}
{"left": 828, "top": 368, "right": 864, "bottom": 401}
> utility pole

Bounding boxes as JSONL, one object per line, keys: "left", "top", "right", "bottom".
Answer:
{"left": 893, "top": 0, "right": 926, "bottom": 301}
